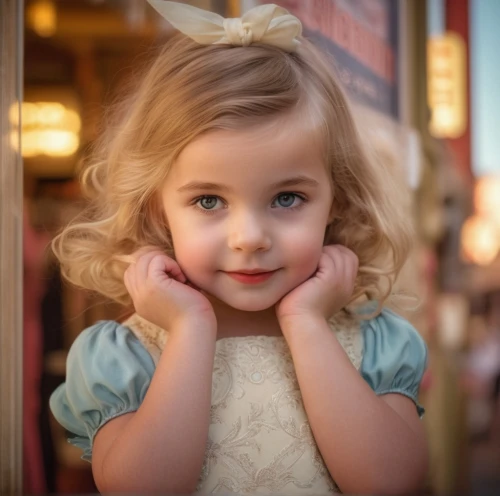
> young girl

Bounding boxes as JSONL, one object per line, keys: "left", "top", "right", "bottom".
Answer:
{"left": 50, "top": 2, "right": 428, "bottom": 494}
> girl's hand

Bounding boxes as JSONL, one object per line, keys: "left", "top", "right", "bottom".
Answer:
{"left": 124, "top": 247, "right": 216, "bottom": 332}
{"left": 276, "top": 245, "right": 358, "bottom": 324}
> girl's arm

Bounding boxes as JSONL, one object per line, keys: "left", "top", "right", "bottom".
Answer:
{"left": 92, "top": 321, "right": 217, "bottom": 494}
{"left": 282, "top": 315, "right": 428, "bottom": 495}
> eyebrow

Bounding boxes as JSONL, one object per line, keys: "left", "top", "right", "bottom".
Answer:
{"left": 272, "top": 176, "right": 320, "bottom": 189}
{"left": 177, "top": 175, "right": 320, "bottom": 193}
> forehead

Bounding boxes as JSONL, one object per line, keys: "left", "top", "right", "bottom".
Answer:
{"left": 166, "top": 115, "right": 328, "bottom": 187}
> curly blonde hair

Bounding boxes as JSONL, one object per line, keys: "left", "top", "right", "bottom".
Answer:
{"left": 53, "top": 34, "right": 413, "bottom": 312}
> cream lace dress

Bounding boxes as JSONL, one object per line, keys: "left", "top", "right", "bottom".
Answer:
{"left": 50, "top": 309, "right": 427, "bottom": 495}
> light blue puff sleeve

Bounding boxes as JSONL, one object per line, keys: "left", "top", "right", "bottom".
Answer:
{"left": 359, "top": 309, "right": 428, "bottom": 417}
{"left": 49, "top": 320, "right": 155, "bottom": 462}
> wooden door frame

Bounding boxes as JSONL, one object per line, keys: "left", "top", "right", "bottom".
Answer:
{"left": 0, "top": 0, "right": 24, "bottom": 493}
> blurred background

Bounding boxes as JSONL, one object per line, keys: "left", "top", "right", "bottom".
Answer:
{"left": 2, "top": 0, "right": 500, "bottom": 494}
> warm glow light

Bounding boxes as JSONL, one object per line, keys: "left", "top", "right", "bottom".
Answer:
{"left": 20, "top": 102, "right": 39, "bottom": 126}
{"left": 427, "top": 33, "right": 467, "bottom": 138}
{"left": 64, "top": 110, "right": 82, "bottom": 133}
{"left": 461, "top": 215, "right": 500, "bottom": 265}
{"left": 27, "top": 0, "right": 57, "bottom": 37}
{"left": 21, "top": 132, "right": 40, "bottom": 158}
{"left": 37, "top": 102, "right": 65, "bottom": 126}
{"left": 474, "top": 176, "right": 500, "bottom": 224}
{"left": 11, "top": 102, "right": 81, "bottom": 157}
{"left": 23, "top": 130, "right": 79, "bottom": 157}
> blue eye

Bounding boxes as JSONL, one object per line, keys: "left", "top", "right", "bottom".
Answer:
{"left": 197, "top": 196, "right": 222, "bottom": 210}
{"left": 273, "top": 193, "right": 301, "bottom": 208}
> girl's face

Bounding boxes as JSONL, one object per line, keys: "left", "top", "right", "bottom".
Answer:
{"left": 161, "top": 116, "right": 334, "bottom": 312}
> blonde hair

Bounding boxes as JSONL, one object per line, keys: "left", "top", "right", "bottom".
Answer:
{"left": 53, "top": 34, "right": 413, "bottom": 312}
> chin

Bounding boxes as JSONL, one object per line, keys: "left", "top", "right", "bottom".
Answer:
{"left": 206, "top": 289, "right": 283, "bottom": 312}
{"left": 229, "top": 300, "right": 277, "bottom": 312}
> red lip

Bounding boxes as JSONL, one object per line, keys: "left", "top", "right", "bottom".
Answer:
{"left": 225, "top": 270, "right": 278, "bottom": 284}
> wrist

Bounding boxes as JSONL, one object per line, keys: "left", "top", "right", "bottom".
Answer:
{"left": 280, "top": 314, "right": 334, "bottom": 351}
{"left": 166, "top": 312, "right": 217, "bottom": 337}
{"left": 279, "top": 312, "right": 327, "bottom": 335}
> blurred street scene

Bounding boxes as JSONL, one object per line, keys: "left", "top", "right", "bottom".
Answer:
{"left": 2, "top": 0, "right": 500, "bottom": 494}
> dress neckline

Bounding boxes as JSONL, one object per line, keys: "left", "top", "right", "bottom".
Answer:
{"left": 216, "top": 334, "right": 285, "bottom": 343}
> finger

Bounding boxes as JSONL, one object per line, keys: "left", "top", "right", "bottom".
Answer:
{"left": 135, "top": 250, "right": 166, "bottom": 283}
{"left": 336, "top": 251, "right": 357, "bottom": 287}
{"left": 329, "top": 247, "right": 347, "bottom": 282}
{"left": 324, "top": 244, "right": 351, "bottom": 260}
{"left": 148, "top": 254, "right": 187, "bottom": 283}
{"left": 317, "top": 249, "right": 337, "bottom": 278}
{"left": 325, "top": 244, "right": 356, "bottom": 259}
{"left": 325, "top": 245, "right": 358, "bottom": 277}
{"left": 339, "top": 254, "right": 358, "bottom": 292}
{"left": 322, "top": 245, "right": 341, "bottom": 269}
{"left": 337, "top": 247, "right": 358, "bottom": 282}
{"left": 349, "top": 254, "right": 359, "bottom": 279}
{"left": 328, "top": 243, "right": 350, "bottom": 253}
{"left": 323, "top": 246, "right": 354, "bottom": 288}
{"left": 336, "top": 245, "right": 359, "bottom": 271}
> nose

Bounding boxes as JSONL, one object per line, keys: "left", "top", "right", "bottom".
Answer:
{"left": 227, "top": 211, "right": 272, "bottom": 253}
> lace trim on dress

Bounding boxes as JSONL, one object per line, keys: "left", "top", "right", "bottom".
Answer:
{"left": 122, "top": 311, "right": 362, "bottom": 369}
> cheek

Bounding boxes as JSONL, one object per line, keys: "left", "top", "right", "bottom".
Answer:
{"left": 284, "top": 227, "right": 325, "bottom": 276}
{"left": 169, "top": 225, "right": 217, "bottom": 279}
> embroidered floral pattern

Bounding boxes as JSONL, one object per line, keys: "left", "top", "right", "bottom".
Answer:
{"left": 123, "top": 312, "right": 363, "bottom": 494}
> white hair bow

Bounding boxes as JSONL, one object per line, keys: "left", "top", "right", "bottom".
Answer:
{"left": 147, "top": 1, "right": 302, "bottom": 52}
